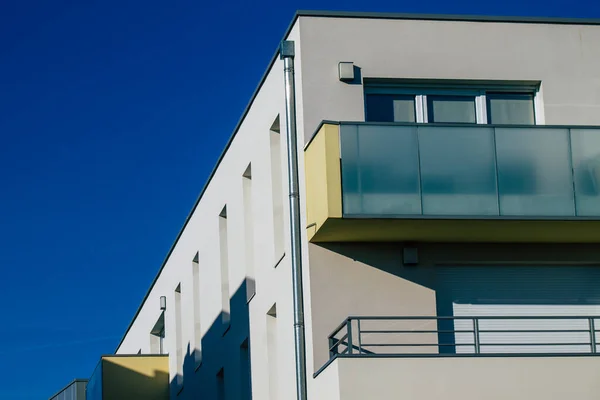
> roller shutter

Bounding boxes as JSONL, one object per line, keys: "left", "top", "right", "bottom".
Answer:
{"left": 435, "top": 265, "right": 600, "bottom": 354}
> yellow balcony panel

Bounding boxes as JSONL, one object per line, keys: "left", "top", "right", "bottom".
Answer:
{"left": 305, "top": 123, "right": 342, "bottom": 241}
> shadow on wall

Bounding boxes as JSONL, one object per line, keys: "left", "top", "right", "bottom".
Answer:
{"left": 170, "top": 278, "right": 254, "bottom": 400}
{"left": 320, "top": 242, "right": 600, "bottom": 307}
{"left": 316, "top": 242, "right": 600, "bottom": 355}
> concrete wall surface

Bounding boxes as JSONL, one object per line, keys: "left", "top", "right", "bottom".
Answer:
{"left": 298, "top": 16, "right": 600, "bottom": 142}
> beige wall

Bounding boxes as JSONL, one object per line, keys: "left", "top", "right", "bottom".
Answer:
{"left": 307, "top": 242, "right": 600, "bottom": 372}
{"left": 298, "top": 16, "right": 600, "bottom": 143}
{"left": 321, "top": 356, "right": 600, "bottom": 399}
{"left": 299, "top": 15, "right": 600, "bottom": 385}
{"left": 310, "top": 359, "right": 341, "bottom": 400}
{"left": 308, "top": 243, "right": 437, "bottom": 370}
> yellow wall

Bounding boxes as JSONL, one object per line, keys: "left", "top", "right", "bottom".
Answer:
{"left": 102, "top": 356, "right": 169, "bottom": 400}
{"left": 304, "top": 124, "right": 342, "bottom": 241}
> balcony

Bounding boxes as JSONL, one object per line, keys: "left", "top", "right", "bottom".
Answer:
{"left": 86, "top": 355, "right": 169, "bottom": 400}
{"left": 312, "top": 316, "right": 600, "bottom": 400}
{"left": 326, "top": 316, "right": 600, "bottom": 357}
{"left": 304, "top": 122, "right": 600, "bottom": 242}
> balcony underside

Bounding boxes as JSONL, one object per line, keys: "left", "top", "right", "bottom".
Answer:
{"left": 309, "top": 217, "right": 600, "bottom": 243}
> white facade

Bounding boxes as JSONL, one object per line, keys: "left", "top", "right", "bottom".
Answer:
{"left": 115, "top": 12, "right": 600, "bottom": 400}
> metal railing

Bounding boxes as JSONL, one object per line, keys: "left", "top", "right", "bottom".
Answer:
{"left": 328, "top": 316, "right": 600, "bottom": 359}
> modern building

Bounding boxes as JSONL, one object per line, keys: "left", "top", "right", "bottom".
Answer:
{"left": 55, "top": 10, "right": 600, "bottom": 400}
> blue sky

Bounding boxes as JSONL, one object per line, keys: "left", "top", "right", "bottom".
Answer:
{"left": 1, "top": 0, "right": 599, "bottom": 398}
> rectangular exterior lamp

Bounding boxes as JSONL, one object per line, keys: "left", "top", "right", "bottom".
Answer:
{"left": 338, "top": 62, "right": 354, "bottom": 81}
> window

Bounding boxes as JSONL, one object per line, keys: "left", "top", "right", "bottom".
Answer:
{"left": 174, "top": 284, "right": 183, "bottom": 386}
{"left": 365, "top": 82, "right": 537, "bottom": 125}
{"left": 216, "top": 368, "right": 226, "bottom": 400}
{"left": 365, "top": 94, "right": 416, "bottom": 122}
{"left": 269, "top": 116, "right": 285, "bottom": 262}
{"left": 487, "top": 93, "right": 535, "bottom": 125}
{"left": 219, "top": 206, "right": 231, "bottom": 331}
{"left": 242, "top": 164, "right": 256, "bottom": 301}
{"left": 427, "top": 95, "right": 476, "bottom": 123}
{"left": 240, "top": 338, "right": 252, "bottom": 400}
{"left": 150, "top": 313, "right": 166, "bottom": 355}
{"left": 266, "top": 304, "right": 278, "bottom": 400}
{"left": 158, "top": 327, "right": 165, "bottom": 354}
{"left": 192, "top": 253, "right": 202, "bottom": 366}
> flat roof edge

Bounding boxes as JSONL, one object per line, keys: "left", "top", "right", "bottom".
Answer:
{"left": 296, "top": 10, "right": 600, "bottom": 25}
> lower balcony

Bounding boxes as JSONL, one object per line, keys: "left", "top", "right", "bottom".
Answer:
{"left": 304, "top": 122, "right": 600, "bottom": 242}
{"left": 314, "top": 355, "right": 600, "bottom": 400}
{"left": 86, "top": 355, "right": 169, "bottom": 400}
{"left": 313, "top": 316, "right": 600, "bottom": 400}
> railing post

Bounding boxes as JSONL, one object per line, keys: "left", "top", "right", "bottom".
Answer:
{"left": 347, "top": 318, "right": 353, "bottom": 355}
{"left": 589, "top": 318, "right": 597, "bottom": 354}
{"left": 329, "top": 337, "right": 337, "bottom": 357}
{"left": 357, "top": 319, "right": 362, "bottom": 355}
{"left": 473, "top": 318, "right": 481, "bottom": 354}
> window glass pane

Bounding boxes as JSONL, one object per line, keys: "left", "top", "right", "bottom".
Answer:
{"left": 392, "top": 99, "right": 416, "bottom": 122}
{"left": 366, "top": 94, "right": 415, "bottom": 122}
{"left": 488, "top": 93, "right": 535, "bottom": 125}
{"left": 428, "top": 96, "right": 476, "bottom": 123}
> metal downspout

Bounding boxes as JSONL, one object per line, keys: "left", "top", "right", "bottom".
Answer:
{"left": 280, "top": 40, "right": 308, "bottom": 400}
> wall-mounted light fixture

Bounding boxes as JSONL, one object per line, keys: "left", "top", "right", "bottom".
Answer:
{"left": 338, "top": 62, "right": 354, "bottom": 82}
{"left": 160, "top": 296, "right": 167, "bottom": 311}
